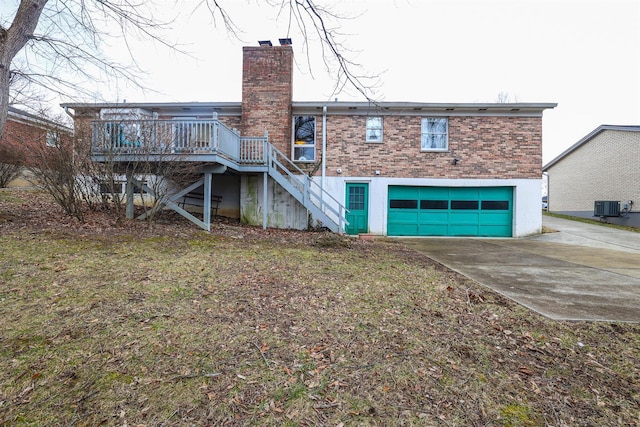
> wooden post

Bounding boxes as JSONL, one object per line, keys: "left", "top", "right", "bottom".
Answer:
{"left": 263, "top": 131, "right": 269, "bottom": 230}
{"left": 203, "top": 172, "right": 212, "bottom": 232}
{"left": 125, "top": 172, "right": 134, "bottom": 219}
{"left": 263, "top": 171, "right": 268, "bottom": 230}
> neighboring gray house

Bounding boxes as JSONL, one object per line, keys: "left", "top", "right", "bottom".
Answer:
{"left": 543, "top": 125, "right": 640, "bottom": 227}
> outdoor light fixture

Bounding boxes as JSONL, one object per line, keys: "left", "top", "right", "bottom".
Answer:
{"left": 452, "top": 158, "right": 459, "bottom": 165}
{"left": 279, "top": 38, "right": 292, "bottom": 45}
{"left": 258, "top": 40, "right": 273, "bottom": 46}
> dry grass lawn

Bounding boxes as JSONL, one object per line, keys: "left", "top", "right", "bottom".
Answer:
{"left": 1, "top": 190, "right": 639, "bottom": 426}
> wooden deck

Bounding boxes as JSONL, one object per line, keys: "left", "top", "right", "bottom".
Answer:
{"left": 90, "top": 118, "right": 348, "bottom": 233}
{"left": 91, "top": 119, "right": 268, "bottom": 171}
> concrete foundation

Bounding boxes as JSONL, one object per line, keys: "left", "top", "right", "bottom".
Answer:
{"left": 240, "top": 174, "right": 308, "bottom": 229}
{"left": 552, "top": 211, "right": 640, "bottom": 228}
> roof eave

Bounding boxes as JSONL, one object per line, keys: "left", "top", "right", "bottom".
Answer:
{"left": 543, "top": 125, "right": 640, "bottom": 171}
{"left": 291, "top": 101, "right": 557, "bottom": 116}
{"left": 60, "top": 102, "right": 243, "bottom": 116}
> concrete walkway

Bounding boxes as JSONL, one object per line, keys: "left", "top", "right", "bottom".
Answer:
{"left": 401, "top": 216, "right": 640, "bottom": 322}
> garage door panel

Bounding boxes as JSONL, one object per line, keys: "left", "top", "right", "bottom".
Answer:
{"left": 450, "top": 188, "right": 480, "bottom": 199}
{"left": 418, "top": 211, "right": 449, "bottom": 224}
{"left": 387, "top": 207, "right": 419, "bottom": 236}
{"left": 392, "top": 187, "right": 420, "bottom": 199}
{"left": 388, "top": 186, "right": 513, "bottom": 237}
{"left": 481, "top": 212, "right": 511, "bottom": 222}
{"left": 390, "top": 211, "right": 420, "bottom": 221}
{"left": 420, "top": 187, "right": 449, "bottom": 198}
{"left": 449, "top": 224, "right": 480, "bottom": 236}
{"left": 419, "top": 225, "right": 449, "bottom": 236}
{"left": 480, "top": 187, "right": 511, "bottom": 198}
{"left": 479, "top": 224, "right": 511, "bottom": 236}
{"left": 450, "top": 212, "right": 480, "bottom": 223}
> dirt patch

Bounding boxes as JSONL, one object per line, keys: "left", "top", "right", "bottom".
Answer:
{"left": 1, "top": 190, "right": 639, "bottom": 426}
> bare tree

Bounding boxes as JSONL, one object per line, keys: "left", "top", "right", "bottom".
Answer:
{"left": 1, "top": 1, "right": 47, "bottom": 139}
{"left": 0, "top": 144, "right": 23, "bottom": 187}
{"left": 0, "top": 0, "right": 377, "bottom": 140}
{"left": 1, "top": 0, "right": 377, "bottom": 224}
{"left": 90, "top": 114, "right": 210, "bottom": 223}
{"left": 25, "top": 118, "right": 86, "bottom": 220}
{"left": 496, "top": 91, "right": 519, "bottom": 103}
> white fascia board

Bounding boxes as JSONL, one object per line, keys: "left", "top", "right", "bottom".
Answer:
{"left": 60, "top": 102, "right": 243, "bottom": 117}
{"left": 292, "top": 102, "right": 557, "bottom": 117}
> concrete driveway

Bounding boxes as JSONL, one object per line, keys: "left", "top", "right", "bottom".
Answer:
{"left": 401, "top": 216, "right": 640, "bottom": 322}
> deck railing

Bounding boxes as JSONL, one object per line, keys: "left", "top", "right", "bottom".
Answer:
{"left": 92, "top": 119, "right": 263, "bottom": 161}
{"left": 239, "top": 137, "right": 267, "bottom": 163}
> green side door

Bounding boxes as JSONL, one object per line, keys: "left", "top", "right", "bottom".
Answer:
{"left": 345, "top": 182, "right": 369, "bottom": 235}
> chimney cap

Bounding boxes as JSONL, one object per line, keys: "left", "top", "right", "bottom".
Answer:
{"left": 258, "top": 40, "right": 273, "bottom": 46}
{"left": 279, "top": 38, "right": 292, "bottom": 46}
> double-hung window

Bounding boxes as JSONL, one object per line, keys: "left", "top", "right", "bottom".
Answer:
{"left": 421, "top": 118, "right": 448, "bottom": 151}
{"left": 366, "top": 117, "right": 383, "bottom": 143}
{"left": 46, "top": 130, "right": 60, "bottom": 147}
{"left": 293, "top": 116, "right": 316, "bottom": 161}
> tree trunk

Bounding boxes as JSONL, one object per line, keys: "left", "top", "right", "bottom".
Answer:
{"left": 0, "top": 0, "right": 48, "bottom": 139}
{"left": 0, "top": 67, "right": 10, "bottom": 140}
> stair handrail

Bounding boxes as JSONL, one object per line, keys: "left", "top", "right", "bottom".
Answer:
{"left": 266, "top": 144, "right": 348, "bottom": 232}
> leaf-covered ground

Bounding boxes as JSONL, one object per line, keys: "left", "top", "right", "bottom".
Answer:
{"left": 1, "top": 190, "right": 639, "bottom": 426}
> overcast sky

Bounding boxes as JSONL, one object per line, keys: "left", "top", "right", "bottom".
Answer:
{"left": 7, "top": 0, "right": 640, "bottom": 164}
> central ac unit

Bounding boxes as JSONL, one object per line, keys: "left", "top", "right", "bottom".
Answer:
{"left": 594, "top": 201, "right": 620, "bottom": 217}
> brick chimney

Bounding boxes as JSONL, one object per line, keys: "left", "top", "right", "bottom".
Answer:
{"left": 241, "top": 45, "right": 293, "bottom": 155}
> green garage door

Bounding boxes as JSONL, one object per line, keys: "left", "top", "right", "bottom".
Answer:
{"left": 388, "top": 186, "right": 513, "bottom": 237}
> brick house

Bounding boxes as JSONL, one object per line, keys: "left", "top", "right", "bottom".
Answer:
{"left": 1, "top": 107, "right": 71, "bottom": 187}
{"left": 62, "top": 43, "right": 555, "bottom": 237}
{"left": 543, "top": 125, "right": 640, "bottom": 227}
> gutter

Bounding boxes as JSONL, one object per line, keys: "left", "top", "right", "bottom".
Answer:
{"left": 63, "top": 106, "right": 75, "bottom": 120}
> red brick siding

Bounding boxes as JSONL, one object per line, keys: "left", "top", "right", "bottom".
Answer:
{"left": 72, "top": 118, "right": 93, "bottom": 153}
{"left": 323, "top": 115, "right": 541, "bottom": 179}
{"left": 241, "top": 46, "right": 293, "bottom": 154}
{"left": 219, "top": 116, "right": 241, "bottom": 132}
{"left": 2, "top": 119, "right": 50, "bottom": 167}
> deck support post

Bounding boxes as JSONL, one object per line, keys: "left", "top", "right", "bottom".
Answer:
{"left": 263, "top": 131, "right": 269, "bottom": 230}
{"left": 263, "top": 171, "right": 268, "bottom": 230}
{"left": 203, "top": 172, "right": 212, "bottom": 232}
{"left": 125, "top": 172, "right": 134, "bottom": 219}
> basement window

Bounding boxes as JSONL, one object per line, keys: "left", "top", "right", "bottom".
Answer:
{"left": 293, "top": 116, "right": 316, "bottom": 162}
